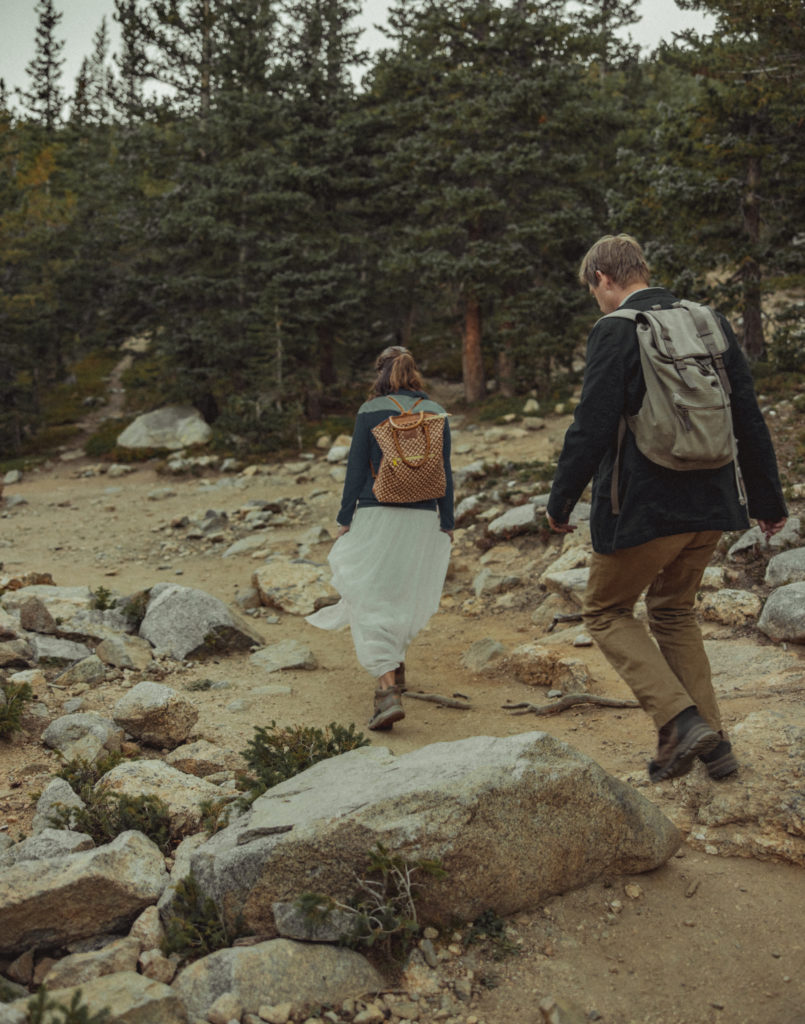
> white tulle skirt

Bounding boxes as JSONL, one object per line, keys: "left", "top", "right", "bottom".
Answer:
{"left": 306, "top": 507, "right": 451, "bottom": 678}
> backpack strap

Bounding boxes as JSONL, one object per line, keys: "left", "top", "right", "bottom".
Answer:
{"left": 678, "top": 301, "right": 732, "bottom": 395}
{"left": 368, "top": 396, "right": 425, "bottom": 478}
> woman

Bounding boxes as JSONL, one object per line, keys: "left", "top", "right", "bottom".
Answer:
{"left": 306, "top": 346, "right": 454, "bottom": 730}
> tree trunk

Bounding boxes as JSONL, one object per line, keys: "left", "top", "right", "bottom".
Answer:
{"left": 462, "top": 295, "right": 485, "bottom": 403}
{"left": 497, "top": 328, "right": 515, "bottom": 397}
{"left": 317, "top": 324, "right": 337, "bottom": 386}
{"left": 741, "top": 154, "right": 764, "bottom": 360}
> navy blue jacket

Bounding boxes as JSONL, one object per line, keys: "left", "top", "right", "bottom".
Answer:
{"left": 337, "top": 388, "right": 455, "bottom": 531}
{"left": 547, "top": 288, "right": 787, "bottom": 553}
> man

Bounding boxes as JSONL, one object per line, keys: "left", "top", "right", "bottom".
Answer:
{"left": 547, "top": 234, "right": 787, "bottom": 782}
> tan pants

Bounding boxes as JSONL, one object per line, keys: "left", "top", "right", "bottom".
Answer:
{"left": 582, "top": 531, "right": 722, "bottom": 732}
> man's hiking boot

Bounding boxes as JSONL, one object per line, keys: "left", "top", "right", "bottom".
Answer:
{"left": 699, "top": 738, "right": 738, "bottom": 780}
{"left": 648, "top": 706, "right": 719, "bottom": 783}
{"left": 394, "top": 662, "right": 406, "bottom": 693}
{"left": 368, "top": 685, "right": 405, "bottom": 731}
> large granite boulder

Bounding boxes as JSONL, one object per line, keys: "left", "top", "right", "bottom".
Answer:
{"left": 186, "top": 732, "right": 679, "bottom": 937}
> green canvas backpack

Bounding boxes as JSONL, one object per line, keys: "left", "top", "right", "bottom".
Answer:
{"left": 602, "top": 300, "right": 746, "bottom": 513}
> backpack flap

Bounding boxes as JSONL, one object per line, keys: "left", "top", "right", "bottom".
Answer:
{"left": 628, "top": 306, "right": 735, "bottom": 471}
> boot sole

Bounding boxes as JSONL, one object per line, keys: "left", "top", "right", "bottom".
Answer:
{"left": 650, "top": 723, "right": 720, "bottom": 782}
{"left": 368, "top": 705, "right": 405, "bottom": 731}
{"left": 703, "top": 749, "right": 739, "bottom": 780}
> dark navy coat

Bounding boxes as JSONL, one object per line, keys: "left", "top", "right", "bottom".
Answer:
{"left": 547, "top": 287, "right": 787, "bottom": 553}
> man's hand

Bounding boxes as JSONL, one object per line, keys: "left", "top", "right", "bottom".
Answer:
{"left": 758, "top": 517, "right": 787, "bottom": 540}
{"left": 547, "top": 513, "right": 577, "bottom": 534}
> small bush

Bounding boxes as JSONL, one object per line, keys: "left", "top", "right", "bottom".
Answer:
{"left": 50, "top": 791, "right": 172, "bottom": 855}
{"left": 0, "top": 681, "right": 33, "bottom": 739}
{"left": 119, "top": 591, "right": 149, "bottom": 629}
{"left": 89, "top": 586, "right": 116, "bottom": 611}
{"left": 161, "top": 872, "right": 233, "bottom": 964}
{"left": 296, "top": 843, "right": 447, "bottom": 959}
{"left": 54, "top": 753, "right": 125, "bottom": 799}
{"left": 467, "top": 908, "right": 522, "bottom": 960}
{"left": 27, "top": 986, "right": 109, "bottom": 1024}
{"left": 199, "top": 797, "right": 231, "bottom": 836}
{"left": 237, "top": 720, "right": 370, "bottom": 804}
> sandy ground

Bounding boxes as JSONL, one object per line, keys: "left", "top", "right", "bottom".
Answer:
{"left": 1, "top": 407, "right": 804, "bottom": 1024}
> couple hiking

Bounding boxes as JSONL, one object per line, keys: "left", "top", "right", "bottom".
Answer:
{"left": 309, "top": 234, "right": 787, "bottom": 785}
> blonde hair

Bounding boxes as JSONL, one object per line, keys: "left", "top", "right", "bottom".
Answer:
{"left": 579, "top": 234, "right": 650, "bottom": 289}
{"left": 369, "top": 346, "right": 424, "bottom": 397}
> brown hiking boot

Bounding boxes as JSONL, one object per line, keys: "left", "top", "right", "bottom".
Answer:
{"left": 394, "top": 662, "right": 406, "bottom": 693}
{"left": 368, "top": 686, "right": 405, "bottom": 731}
{"left": 648, "top": 707, "right": 719, "bottom": 783}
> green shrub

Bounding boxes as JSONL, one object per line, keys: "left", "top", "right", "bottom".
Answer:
{"left": 467, "top": 908, "right": 522, "bottom": 960}
{"left": 54, "top": 754, "right": 125, "bottom": 799}
{"left": 161, "top": 872, "right": 233, "bottom": 964}
{"left": 49, "top": 791, "right": 172, "bottom": 855}
{"left": 296, "top": 843, "right": 447, "bottom": 958}
{"left": 89, "top": 586, "right": 116, "bottom": 611}
{"left": 0, "top": 681, "right": 33, "bottom": 739}
{"left": 27, "top": 986, "right": 109, "bottom": 1024}
{"left": 237, "top": 720, "right": 370, "bottom": 804}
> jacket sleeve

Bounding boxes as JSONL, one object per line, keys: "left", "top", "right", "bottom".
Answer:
{"left": 337, "top": 411, "right": 372, "bottom": 527}
{"left": 437, "top": 418, "right": 455, "bottom": 531}
{"left": 720, "top": 318, "right": 788, "bottom": 521}
{"left": 547, "top": 322, "right": 630, "bottom": 524}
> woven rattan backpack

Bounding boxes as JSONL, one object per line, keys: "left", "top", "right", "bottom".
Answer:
{"left": 371, "top": 396, "right": 447, "bottom": 503}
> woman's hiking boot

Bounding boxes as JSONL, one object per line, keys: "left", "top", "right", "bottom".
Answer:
{"left": 699, "top": 737, "right": 738, "bottom": 779}
{"left": 368, "top": 685, "right": 405, "bottom": 731}
{"left": 648, "top": 706, "right": 719, "bottom": 783}
{"left": 394, "top": 662, "right": 406, "bottom": 693}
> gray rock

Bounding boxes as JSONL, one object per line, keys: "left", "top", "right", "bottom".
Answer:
{"left": 27, "top": 635, "right": 93, "bottom": 665}
{"left": 461, "top": 637, "right": 505, "bottom": 673}
{"left": 472, "top": 568, "right": 521, "bottom": 598}
{"left": 222, "top": 534, "right": 273, "bottom": 558}
{"left": 165, "top": 740, "right": 244, "bottom": 778}
{"left": 541, "top": 568, "right": 590, "bottom": 603}
{"left": 117, "top": 404, "right": 212, "bottom": 451}
{"left": 2, "top": 972, "right": 186, "bottom": 1024}
{"left": 31, "top": 778, "right": 86, "bottom": 835}
{"left": 249, "top": 640, "right": 318, "bottom": 673}
{"left": 502, "top": 643, "right": 591, "bottom": 693}
{"left": 0, "top": 831, "right": 168, "bottom": 955}
{"left": 113, "top": 681, "right": 198, "bottom": 749}
{"left": 252, "top": 559, "right": 336, "bottom": 617}
{"left": 487, "top": 504, "right": 539, "bottom": 537}
{"left": 19, "top": 597, "right": 58, "bottom": 634}
{"left": 96, "top": 634, "right": 154, "bottom": 670}
{"left": 272, "top": 900, "right": 356, "bottom": 943}
{"left": 0, "top": 639, "right": 34, "bottom": 668}
{"left": 697, "top": 589, "right": 762, "bottom": 626}
{"left": 455, "top": 495, "right": 481, "bottom": 523}
{"left": 54, "top": 654, "right": 107, "bottom": 688}
{"left": 172, "top": 939, "right": 383, "bottom": 1022}
{"left": 97, "top": 759, "right": 223, "bottom": 838}
{"left": 757, "top": 582, "right": 805, "bottom": 643}
{"left": 139, "top": 583, "right": 263, "bottom": 660}
{"left": 765, "top": 547, "right": 805, "bottom": 587}
{"left": 0, "top": 829, "right": 94, "bottom": 868}
{"left": 189, "top": 733, "right": 679, "bottom": 938}
{"left": 42, "top": 711, "right": 124, "bottom": 763}
{"left": 0, "top": 584, "right": 93, "bottom": 620}
{"left": 42, "top": 935, "right": 141, "bottom": 989}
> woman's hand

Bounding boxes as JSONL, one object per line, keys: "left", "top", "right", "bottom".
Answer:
{"left": 336, "top": 525, "right": 350, "bottom": 538}
{"left": 441, "top": 529, "right": 454, "bottom": 541}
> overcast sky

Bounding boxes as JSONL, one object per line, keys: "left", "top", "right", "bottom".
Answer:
{"left": 1, "top": 0, "right": 715, "bottom": 96}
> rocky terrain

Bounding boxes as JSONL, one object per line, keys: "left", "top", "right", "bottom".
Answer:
{"left": 1, "top": 387, "right": 804, "bottom": 1024}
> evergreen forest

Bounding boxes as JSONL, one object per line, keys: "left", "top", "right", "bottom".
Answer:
{"left": 1, "top": 0, "right": 803, "bottom": 459}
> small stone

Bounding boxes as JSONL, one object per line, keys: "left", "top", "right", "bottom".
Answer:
{"left": 624, "top": 883, "right": 642, "bottom": 900}
{"left": 258, "top": 1003, "right": 293, "bottom": 1024}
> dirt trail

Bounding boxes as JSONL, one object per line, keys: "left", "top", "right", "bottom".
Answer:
{"left": 1, "top": 401, "right": 804, "bottom": 1024}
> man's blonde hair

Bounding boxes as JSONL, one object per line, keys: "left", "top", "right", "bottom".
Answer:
{"left": 579, "top": 234, "right": 650, "bottom": 289}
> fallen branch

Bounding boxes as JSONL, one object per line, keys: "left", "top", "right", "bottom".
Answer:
{"left": 405, "top": 692, "right": 471, "bottom": 709}
{"left": 502, "top": 694, "right": 640, "bottom": 716}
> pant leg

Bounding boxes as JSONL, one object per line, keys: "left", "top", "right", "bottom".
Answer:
{"left": 582, "top": 534, "right": 704, "bottom": 729}
{"left": 644, "top": 530, "right": 722, "bottom": 733}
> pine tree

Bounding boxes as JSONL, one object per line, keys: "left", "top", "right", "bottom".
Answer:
{"left": 615, "top": 0, "right": 805, "bottom": 359}
{"left": 18, "top": 0, "right": 66, "bottom": 133}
